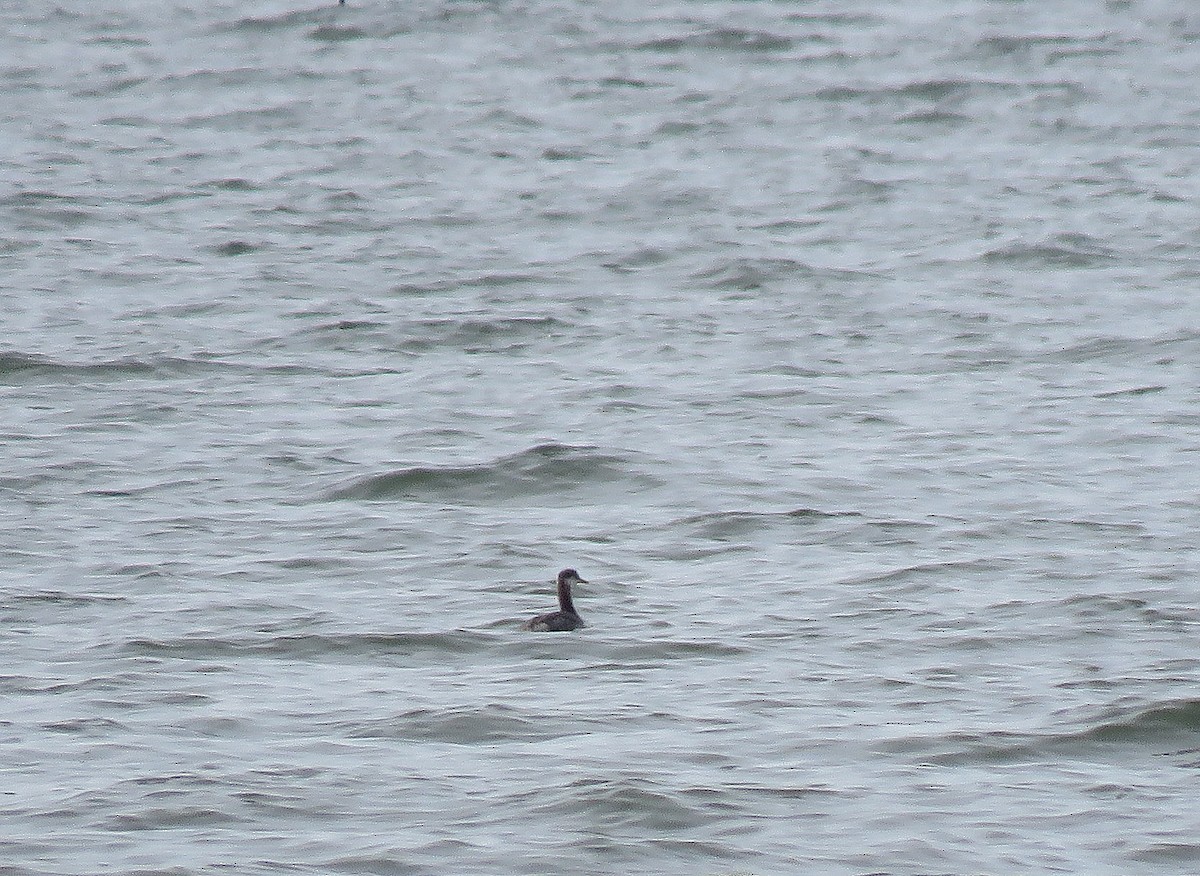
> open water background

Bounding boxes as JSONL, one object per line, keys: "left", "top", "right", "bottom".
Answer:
{"left": 3, "top": 0, "right": 1200, "bottom": 873}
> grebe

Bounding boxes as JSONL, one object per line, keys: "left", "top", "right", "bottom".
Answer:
{"left": 521, "top": 569, "right": 588, "bottom": 632}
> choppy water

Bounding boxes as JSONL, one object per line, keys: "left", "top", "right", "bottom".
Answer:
{"left": 4, "top": 0, "right": 1200, "bottom": 873}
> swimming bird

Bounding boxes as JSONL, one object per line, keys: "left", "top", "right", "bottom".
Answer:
{"left": 521, "top": 568, "right": 588, "bottom": 631}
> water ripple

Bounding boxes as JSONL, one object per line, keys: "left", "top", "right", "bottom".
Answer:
{"left": 326, "top": 443, "right": 661, "bottom": 504}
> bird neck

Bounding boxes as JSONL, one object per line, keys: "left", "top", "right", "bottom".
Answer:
{"left": 557, "top": 577, "right": 576, "bottom": 614}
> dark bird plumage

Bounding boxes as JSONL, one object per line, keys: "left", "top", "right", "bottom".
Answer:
{"left": 522, "top": 569, "right": 588, "bottom": 632}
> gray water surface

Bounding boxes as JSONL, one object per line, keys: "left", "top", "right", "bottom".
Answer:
{"left": 3, "top": 0, "right": 1200, "bottom": 873}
